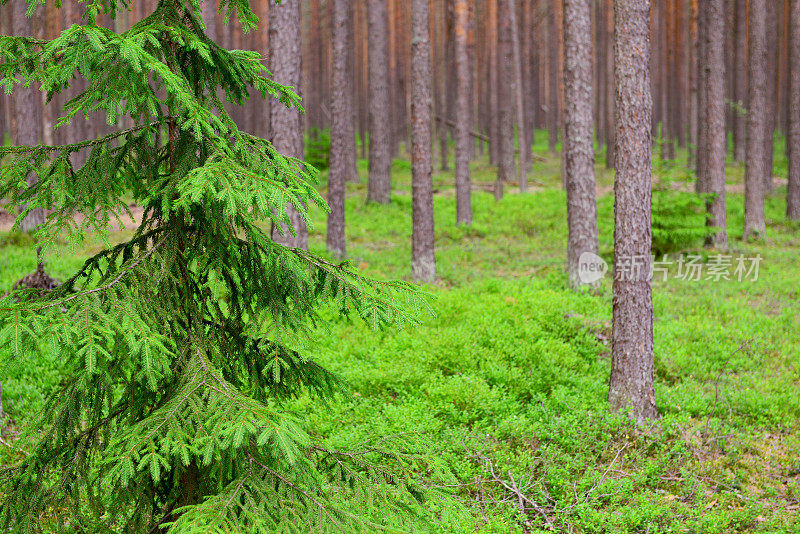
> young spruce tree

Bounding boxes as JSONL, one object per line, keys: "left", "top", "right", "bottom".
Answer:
{"left": 0, "top": 1, "right": 442, "bottom": 531}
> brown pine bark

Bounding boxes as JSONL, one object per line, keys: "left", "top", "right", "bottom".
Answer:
{"left": 706, "top": 0, "right": 728, "bottom": 249}
{"left": 744, "top": 0, "right": 768, "bottom": 238}
{"left": 269, "top": 0, "right": 308, "bottom": 250}
{"left": 547, "top": 0, "right": 560, "bottom": 152}
{"left": 508, "top": 0, "right": 528, "bottom": 190}
{"left": 327, "top": 0, "right": 355, "bottom": 258}
{"left": 787, "top": 0, "right": 800, "bottom": 219}
{"left": 609, "top": 0, "right": 658, "bottom": 425}
{"left": 367, "top": 0, "right": 392, "bottom": 203}
{"left": 13, "top": 0, "right": 44, "bottom": 232}
{"left": 764, "top": 0, "right": 778, "bottom": 192}
{"left": 563, "top": 0, "right": 599, "bottom": 289}
{"left": 410, "top": 0, "right": 436, "bottom": 282}
{"left": 695, "top": 0, "right": 708, "bottom": 191}
{"left": 605, "top": 0, "right": 616, "bottom": 169}
{"left": 496, "top": 0, "right": 514, "bottom": 200}
{"left": 487, "top": 0, "right": 499, "bottom": 166}
{"left": 454, "top": 0, "right": 473, "bottom": 224}
{"left": 688, "top": 0, "right": 699, "bottom": 168}
{"left": 733, "top": 0, "right": 748, "bottom": 162}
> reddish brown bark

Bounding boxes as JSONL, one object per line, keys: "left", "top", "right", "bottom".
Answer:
{"left": 705, "top": 0, "right": 728, "bottom": 249}
{"left": 367, "top": 0, "right": 392, "bottom": 203}
{"left": 787, "top": 0, "right": 800, "bottom": 219}
{"left": 269, "top": 0, "right": 308, "bottom": 250}
{"left": 410, "top": 0, "right": 436, "bottom": 282}
{"left": 563, "top": 0, "right": 599, "bottom": 289}
{"left": 744, "top": 0, "right": 768, "bottom": 238}
{"left": 609, "top": 0, "right": 658, "bottom": 424}
{"left": 454, "top": 0, "right": 473, "bottom": 223}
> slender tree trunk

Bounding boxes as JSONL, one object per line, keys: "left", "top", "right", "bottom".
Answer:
{"left": 13, "top": 0, "right": 44, "bottom": 233}
{"left": 609, "top": 0, "right": 658, "bottom": 425}
{"left": 269, "top": 0, "right": 308, "bottom": 250}
{"left": 744, "top": 0, "right": 768, "bottom": 238}
{"left": 733, "top": 0, "right": 748, "bottom": 162}
{"left": 547, "top": 1, "right": 560, "bottom": 153}
{"left": 696, "top": 0, "right": 708, "bottom": 191}
{"left": 688, "top": 0, "right": 699, "bottom": 169}
{"left": 764, "top": 0, "right": 778, "bottom": 192}
{"left": 454, "top": 0, "right": 473, "bottom": 223}
{"left": 496, "top": 0, "right": 514, "bottom": 200}
{"left": 488, "top": 0, "right": 499, "bottom": 166}
{"left": 564, "top": 0, "right": 599, "bottom": 290}
{"left": 508, "top": 0, "right": 528, "bottom": 190}
{"left": 410, "top": 0, "right": 436, "bottom": 282}
{"left": 787, "top": 0, "right": 800, "bottom": 219}
{"left": 706, "top": 0, "right": 728, "bottom": 249}
{"left": 366, "top": 0, "right": 392, "bottom": 203}
{"left": 605, "top": 0, "right": 616, "bottom": 169}
{"left": 327, "top": 0, "right": 355, "bottom": 258}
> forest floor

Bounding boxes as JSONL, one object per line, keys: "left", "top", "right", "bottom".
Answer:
{"left": 1, "top": 133, "right": 799, "bottom": 532}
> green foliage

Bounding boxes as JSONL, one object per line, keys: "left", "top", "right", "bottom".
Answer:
{"left": 305, "top": 126, "right": 330, "bottom": 171}
{"left": 0, "top": 1, "right": 450, "bottom": 532}
{"left": 651, "top": 182, "right": 717, "bottom": 255}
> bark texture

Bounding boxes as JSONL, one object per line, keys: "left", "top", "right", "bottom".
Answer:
{"left": 269, "top": 0, "right": 308, "bottom": 250}
{"left": 609, "top": 0, "right": 658, "bottom": 425}
{"left": 13, "top": 0, "right": 44, "bottom": 233}
{"left": 327, "top": 0, "right": 355, "bottom": 258}
{"left": 410, "top": 0, "right": 436, "bottom": 282}
{"left": 705, "top": 0, "right": 727, "bottom": 249}
{"left": 367, "top": 0, "right": 392, "bottom": 203}
{"left": 733, "top": 0, "right": 748, "bottom": 162}
{"left": 508, "top": 0, "right": 528, "bottom": 190}
{"left": 744, "top": 0, "right": 768, "bottom": 238}
{"left": 787, "top": 0, "right": 800, "bottom": 220}
{"left": 563, "top": 0, "right": 599, "bottom": 289}
{"left": 454, "top": 0, "right": 473, "bottom": 224}
{"left": 495, "top": 0, "right": 514, "bottom": 200}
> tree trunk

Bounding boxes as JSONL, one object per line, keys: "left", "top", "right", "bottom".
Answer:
{"left": 787, "top": 0, "right": 800, "bottom": 219}
{"left": 764, "top": 0, "right": 778, "bottom": 192}
{"left": 744, "top": 0, "right": 768, "bottom": 238}
{"left": 695, "top": 0, "right": 708, "bottom": 191}
{"left": 563, "top": 0, "right": 599, "bottom": 290}
{"left": 609, "top": 0, "right": 658, "bottom": 425}
{"left": 367, "top": 0, "right": 392, "bottom": 203}
{"left": 605, "top": 0, "right": 616, "bottom": 169}
{"left": 269, "top": 0, "right": 308, "bottom": 250}
{"left": 496, "top": 0, "right": 514, "bottom": 200}
{"left": 547, "top": 1, "right": 560, "bottom": 153}
{"left": 706, "top": 0, "right": 728, "bottom": 249}
{"left": 327, "top": 0, "right": 355, "bottom": 258}
{"left": 13, "top": 0, "right": 44, "bottom": 233}
{"left": 410, "top": 0, "right": 436, "bottom": 282}
{"left": 508, "top": 0, "right": 528, "bottom": 190}
{"left": 488, "top": 0, "right": 499, "bottom": 166}
{"left": 454, "top": 0, "right": 473, "bottom": 224}
{"left": 733, "top": 0, "right": 748, "bottom": 162}
{"left": 688, "top": 0, "right": 699, "bottom": 169}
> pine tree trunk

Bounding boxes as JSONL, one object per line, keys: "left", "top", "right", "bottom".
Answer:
{"left": 706, "top": 0, "right": 728, "bottom": 249}
{"left": 733, "top": 0, "right": 748, "bottom": 162}
{"left": 547, "top": 1, "right": 560, "bottom": 153}
{"left": 367, "top": 0, "right": 392, "bottom": 203}
{"left": 410, "top": 0, "right": 436, "bottom": 282}
{"left": 487, "top": 0, "right": 499, "bottom": 166}
{"left": 605, "top": 0, "right": 616, "bottom": 169}
{"left": 496, "top": 0, "right": 514, "bottom": 200}
{"left": 787, "top": 0, "right": 800, "bottom": 219}
{"left": 764, "top": 0, "right": 778, "bottom": 192}
{"left": 688, "top": 0, "right": 699, "bottom": 169}
{"left": 695, "top": 0, "right": 708, "bottom": 192}
{"left": 609, "top": 0, "right": 658, "bottom": 425}
{"left": 508, "top": 0, "right": 528, "bottom": 190}
{"left": 269, "top": 0, "right": 308, "bottom": 250}
{"left": 454, "top": 0, "right": 473, "bottom": 224}
{"left": 13, "top": 0, "right": 44, "bottom": 233}
{"left": 327, "top": 0, "right": 354, "bottom": 258}
{"left": 744, "top": 0, "right": 768, "bottom": 238}
{"left": 563, "top": 0, "right": 599, "bottom": 290}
